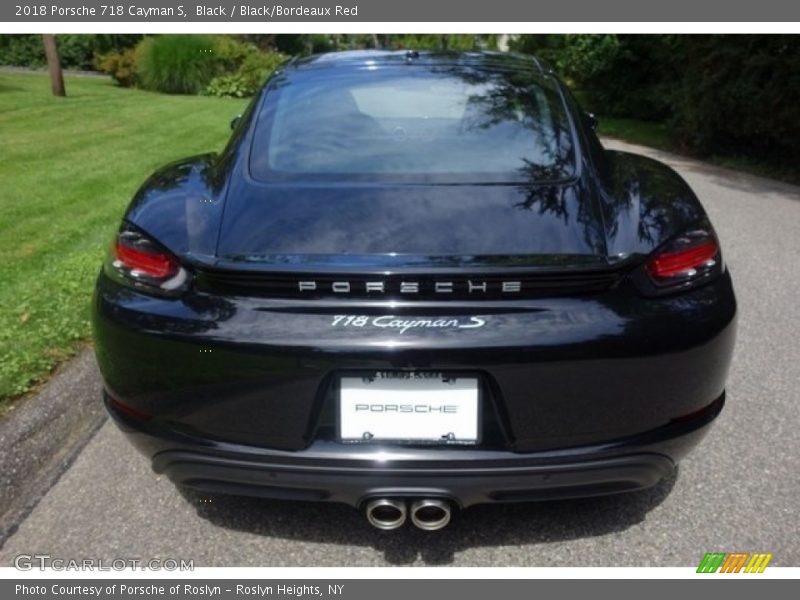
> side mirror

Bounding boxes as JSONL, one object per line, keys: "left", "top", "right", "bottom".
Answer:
{"left": 230, "top": 115, "right": 241, "bottom": 130}
{"left": 585, "top": 112, "right": 598, "bottom": 131}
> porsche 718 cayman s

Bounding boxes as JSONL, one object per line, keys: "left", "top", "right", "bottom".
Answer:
{"left": 92, "top": 50, "right": 736, "bottom": 531}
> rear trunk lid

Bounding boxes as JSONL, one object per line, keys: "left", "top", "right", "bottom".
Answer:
{"left": 215, "top": 178, "right": 610, "bottom": 270}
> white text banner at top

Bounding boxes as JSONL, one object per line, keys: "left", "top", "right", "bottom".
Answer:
{"left": 4, "top": 0, "right": 800, "bottom": 25}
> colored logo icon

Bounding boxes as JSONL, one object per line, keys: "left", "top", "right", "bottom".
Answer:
{"left": 697, "top": 552, "right": 773, "bottom": 573}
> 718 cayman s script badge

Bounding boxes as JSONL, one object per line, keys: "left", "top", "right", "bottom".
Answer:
{"left": 331, "top": 315, "right": 486, "bottom": 334}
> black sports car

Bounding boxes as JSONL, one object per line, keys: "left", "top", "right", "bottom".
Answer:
{"left": 92, "top": 50, "right": 736, "bottom": 531}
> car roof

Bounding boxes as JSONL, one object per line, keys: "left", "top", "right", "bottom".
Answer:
{"left": 284, "top": 49, "right": 553, "bottom": 76}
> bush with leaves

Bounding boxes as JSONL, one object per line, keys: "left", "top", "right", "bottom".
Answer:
{"left": 205, "top": 51, "right": 287, "bottom": 97}
{"left": 671, "top": 36, "right": 800, "bottom": 163}
{"left": 205, "top": 73, "right": 252, "bottom": 98}
{"left": 388, "top": 34, "right": 497, "bottom": 52}
{"left": 135, "top": 34, "right": 221, "bottom": 94}
{"left": 94, "top": 48, "right": 138, "bottom": 87}
{"left": 556, "top": 35, "right": 679, "bottom": 121}
{"left": 0, "top": 34, "right": 142, "bottom": 70}
{"left": 512, "top": 34, "right": 800, "bottom": 170}
{"left": 0, "top": 35, "right": 46, "bottom": 67}
{"left": 212, "top": 36, "right": 260, "bottom": 71}
{"left": 272, "top": 34, "right": 335, "bottom": 56}
{"left": 238, "top": 52, "right": 287, "bottom": 88}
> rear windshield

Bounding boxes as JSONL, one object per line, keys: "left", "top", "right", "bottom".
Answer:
{"left": 250, "top": 66, "right": 577, "bottom": 183}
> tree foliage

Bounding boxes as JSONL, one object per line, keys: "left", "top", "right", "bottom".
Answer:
{"left": 511, "top": 34, "right": 800, "bottom": 165}
{"left": 0, "top": 34, "right": 142, "bottom": 70}
{"left": 3, "top": 33, "right": 797, "bottom": 167}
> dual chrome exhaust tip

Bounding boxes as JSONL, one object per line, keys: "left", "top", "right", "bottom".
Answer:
{"left": 365, "top": 497, "right": 452, "bottom": 531}
{"left": 365, "top": 498, "right": 408, "bottom": 530}
{"left": 408, "top": 499, "right": 452, "bottom": 531}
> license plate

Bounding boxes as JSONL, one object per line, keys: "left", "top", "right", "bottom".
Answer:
{"left": 338, "top": 372, "right": 479, "bottom": 444}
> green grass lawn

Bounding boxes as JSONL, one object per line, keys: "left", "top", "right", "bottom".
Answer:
{"left": 0, "top": 72, "right": 247, "bottom": 408}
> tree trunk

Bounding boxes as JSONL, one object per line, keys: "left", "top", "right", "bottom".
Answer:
{"left": 42, "top": 34, "right": 65, "bottom": 97}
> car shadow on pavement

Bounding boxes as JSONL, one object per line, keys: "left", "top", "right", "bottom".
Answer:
{"left": 180, "top": 470, "right": 677, "bottom": 566}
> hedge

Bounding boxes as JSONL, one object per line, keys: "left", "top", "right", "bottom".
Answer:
{"left": 511, "top": 34, "right": 800, "bottom": 166}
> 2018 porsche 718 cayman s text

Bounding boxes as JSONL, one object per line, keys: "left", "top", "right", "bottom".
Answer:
{"left": 92, "top": 50, "right": 736, "bottom": 531}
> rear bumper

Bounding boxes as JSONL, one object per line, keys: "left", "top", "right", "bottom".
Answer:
{"left": 92, "top": 271, "right": 736, "bottom": 453}
{"left": 107, "top": 392, "right": 722, "bottom": 508}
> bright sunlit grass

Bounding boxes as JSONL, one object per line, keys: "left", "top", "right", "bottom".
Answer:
{"left": 0, "top": 71, "right": 247, "bottom": 405}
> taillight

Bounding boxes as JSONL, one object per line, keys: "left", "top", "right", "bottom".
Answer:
{"left": 114, "top": 240, "right": 176, "bottom": 279}
{"left": 105, "top": 226, "right": 189, "bottom": 295}
{"left": 646, "top": 238, "right": 719, "bottom": 280}
{"left": 634, "top": 230, "right": 723, "bottom": 296}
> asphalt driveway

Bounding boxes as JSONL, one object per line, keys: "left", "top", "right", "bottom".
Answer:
{"left": 1, "top": 139, "right": 798, "bottom": 567}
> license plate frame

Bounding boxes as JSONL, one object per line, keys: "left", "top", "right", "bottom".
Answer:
{"left": 336, "top": 371, "right": 481, "bottom": 445}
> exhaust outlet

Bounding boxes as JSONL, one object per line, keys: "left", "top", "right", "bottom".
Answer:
{"left": 365, "top": 498, "right": 407, "bottom": 530}
{"left": 410, "top": 499, "right": 452, "bottom": 531}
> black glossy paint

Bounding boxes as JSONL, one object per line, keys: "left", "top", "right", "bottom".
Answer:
{"left": 93, "top": 51, "right": 737, "bottom": 507}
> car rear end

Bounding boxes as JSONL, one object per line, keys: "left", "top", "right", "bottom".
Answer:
{"left": 92, "top": 51, "right": 736, "bottom": 529}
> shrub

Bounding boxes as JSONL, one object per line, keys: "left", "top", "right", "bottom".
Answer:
{"left": 136, "top": 34, "right": 220, "bottom": 94}
{"left": 273, "top": 34, "right": 335, "bottom": 55}
{"left": 56, "top": 35, "right": 111, "bottom": 71}
{"left": 94, "top": 48, "right": 138, "bottom": 87}
{"left": 555, "top": 35, "right": 679, "bottom": 121}
{"left": 0, "top": 34, "right": 142, "bottom": 70}
{"left": 205, "top": 51, "right": 287, "bottom": 97}
{"left": 512, "top": 34, "right": 800, "bottom": 170}
{"left": 0, "top": 35, "right": 46, "bottom": 67}
{"left": 212, "top": 36, "right": 260, "bottom": 72}
{"left": 237, "top": 51, "right": 286, "bottom": 89}
{"left": 205, "top": 73, "right": 251, "bottom": 98}
{"left": 389, "top": 34, "right": 496, "bottom": 51}
{"left": 670, "top": 35, "right": 800, "bottom": 163}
